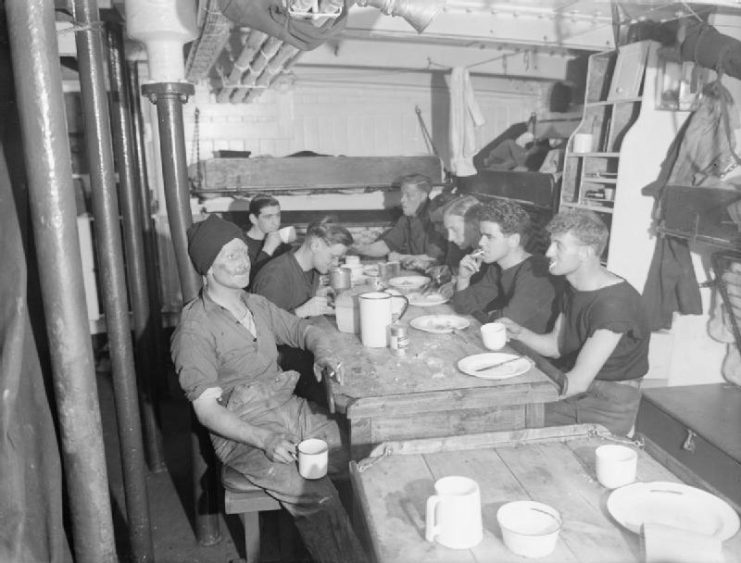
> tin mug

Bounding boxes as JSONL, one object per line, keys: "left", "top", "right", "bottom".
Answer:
{"left": 330, "top": 266, "right": 352, "bottom": 291}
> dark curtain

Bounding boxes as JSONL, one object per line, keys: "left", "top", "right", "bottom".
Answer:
{"left": 0, "top": 16, "right": 71, "bottom": 563}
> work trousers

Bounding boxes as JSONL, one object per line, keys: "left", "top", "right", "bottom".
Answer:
{"left": 545, "top": 379, "right": 642, "bottom": 437}
{"left": 213, "top": 376, "right": 368, "bottom": 563}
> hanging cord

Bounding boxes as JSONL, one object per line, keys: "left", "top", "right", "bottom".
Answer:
{"left": 191, "top": 108, "right": 204, "bottom": 191}
{"left": 414, "top": 105, "right": 440, "bottom": 160}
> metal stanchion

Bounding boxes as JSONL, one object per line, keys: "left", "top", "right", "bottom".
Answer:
{"left": 105, "top": 20, "right": 166, "bottom": 474}
{"left": 143, "top": 82, "right": 221, "bottom": 546}
{"left": 4, "top": 0, "right": 116, "bottom": 561}
{"left": 72, "top": 0, "right": 153, "bottom": 559}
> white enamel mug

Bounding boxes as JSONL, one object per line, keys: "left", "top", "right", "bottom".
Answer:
{"left": 595, "top": 444, "right": 637, "bottom": 489}
{"left": 481, "top": 321, "right": 507, "bottom": 351}
{"left": 297, "top": 438, "right": 328, "bottom": 480}
{"left": 359, "top": 291, "right": 408, "bottom": 348}
{"left": 425, "top": 476, "right": 483, "bottom": 550}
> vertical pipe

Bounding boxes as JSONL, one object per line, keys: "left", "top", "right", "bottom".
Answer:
{"left": 4, "top": 1, "right": 116, "bottom": 561}
{"left": 128, "top": 60, "right": 170, "bottom": 417}
{"left": 142, "top": 82, "right": 221, "bottom": 545}
{"left": 72, "top": 0, "right": 154, "bottom": 560}
{"left": 105, "top": 20, "right": 166, "bottom": 474}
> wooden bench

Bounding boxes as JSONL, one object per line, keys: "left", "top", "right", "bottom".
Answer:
{"left": 222, "top": 466, "right": 284, "bottom": 563}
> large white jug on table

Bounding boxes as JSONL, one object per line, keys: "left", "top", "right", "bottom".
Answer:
{"left": 359, "top": 291, "right": 408, "bottom": 347}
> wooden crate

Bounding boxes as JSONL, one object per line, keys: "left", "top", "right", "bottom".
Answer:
{"left": 636, "top": 383, "right": 741, "bottom": 512}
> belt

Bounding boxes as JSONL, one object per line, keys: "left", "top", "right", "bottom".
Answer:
{"left": 610, "top": 378, "right": 642, "bottom": 388}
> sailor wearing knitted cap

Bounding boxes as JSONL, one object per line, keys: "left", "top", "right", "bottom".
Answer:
{"left": 187, "top": 214, "right": 249, "bottom": 277}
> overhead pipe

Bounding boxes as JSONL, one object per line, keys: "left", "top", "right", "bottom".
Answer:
{"left": 105, "top": 19, "right": 166, "bottom": 474}
{"left": 5, "top": 1, "right": 116, "bottom": 561}
{"left": 231, "top": 35, "right": 282, "bottom": 102}
{"left": 242, "top": 45, "right": 301, "bottom": 104}
{"left": 216, "top": 28, "right": 268, "bottom": 103}
{"left": 71, "top": 0, "right": 154, "bottom": 560}
{"left": 128, "top": 60, "right": 170, "bottom": 408}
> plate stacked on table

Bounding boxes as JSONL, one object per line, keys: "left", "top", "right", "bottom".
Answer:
{"left": 410, "top": 314, "right": 469, "bottom": 334}
{"left": 407, "top": 291, "right": 449, "bottom": 307}
{"left": 388, "top": 275, "right": 430, "bottom": 292}
{"left": 606, "top": 481, "right": 740, "bottom": 540}
{"left": 457, "top": 353, "right": 533, "bottom": 380}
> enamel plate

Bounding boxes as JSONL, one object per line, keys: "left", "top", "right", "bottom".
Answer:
{"left": 607, "top": 481, "right": 740, "bottom": 540}
{"left": 410, "top": 314, "right": 469, "bottom": 334}
{"left": 457, "top": 353, "right": 533, "bottom": 380}
{"left": 388, "top": 276, "right": 430, "bottom": 291}
{"left": 407, "top": 292, "right": 449, "bottom": 307}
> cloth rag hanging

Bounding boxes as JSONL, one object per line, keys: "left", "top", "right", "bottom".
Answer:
{"left": 448, "top": 67, "right": 485, "bottom": 177}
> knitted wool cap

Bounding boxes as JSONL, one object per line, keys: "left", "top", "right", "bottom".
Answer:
{"left": 187, "top": 215, "right": 246, "bottom": 275}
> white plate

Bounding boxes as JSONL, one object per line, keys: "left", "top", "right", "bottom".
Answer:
{"left": 410, "top": 314, "right": 469, "bottom": 334}
{"left": 607, "top": 481, "right": 740, "bottom": 541}
{"left": 457, "top": 353, "right": 533, "bottom": 380}
{"left": 389, "top": 275, "right": 430, "bottom": 291}
{"left": 407, "top": 292, "right": 449, "bottom": 307}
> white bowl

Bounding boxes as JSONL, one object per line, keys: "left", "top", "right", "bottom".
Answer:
{"left": 497, "top": 501, "right": 561, "bottom": 558}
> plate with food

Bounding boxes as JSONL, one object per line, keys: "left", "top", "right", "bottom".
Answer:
{"left": 407, "top": 291, "right": 449, "bottom": 307}
{"left": 457, "top": 353, "right": 532, "bottom": 380}
{"left": 410, "top": 314, "right": 469, "bottom": 334}
{"left": 388, "top": 275, "right": 430, "bottom": 291}
{"left": 363, "top": 264, "right": 380, "bottom": 276}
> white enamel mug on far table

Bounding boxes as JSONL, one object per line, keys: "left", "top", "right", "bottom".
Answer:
{"left": 425, "top": 476, "right": 483, "bottom": 550}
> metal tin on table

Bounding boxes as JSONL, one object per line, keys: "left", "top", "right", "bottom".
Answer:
{"left": 388, "top": 323, "right": 409, "bottom": 356}
{"left": 330, "top": 266, "right": 352, "bottom": 291}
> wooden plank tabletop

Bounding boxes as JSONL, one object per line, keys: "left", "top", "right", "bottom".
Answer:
{"left": 350, "top": 425, "right": 741, "bottom": 563}
{"left": 312, "top": 301, "right": 558, "bottom": 418}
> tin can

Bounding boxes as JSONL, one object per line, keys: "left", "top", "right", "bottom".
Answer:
{"left": 366, "top": 273, "right": 383, "bottom": 290}
{"left": 330, "top": 266, "right": 352, "bottom": 291}
{"left": 388, "top": 323, "right": 409, "bottom": 356}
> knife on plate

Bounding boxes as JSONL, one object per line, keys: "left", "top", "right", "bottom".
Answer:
{"left": 474, "top": 356, "right": 522, "bottom": 373}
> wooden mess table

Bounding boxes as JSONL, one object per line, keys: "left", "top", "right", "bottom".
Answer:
{"left": 349, "top": 424, "right": 741, "bottom": 563}
{"left": 312, "top": 300, "right": 558, "bottom": 458}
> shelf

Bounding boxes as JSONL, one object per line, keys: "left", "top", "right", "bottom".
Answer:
{"left": 586, "top": 98, "right": 641, "bottom": 106}
{"left": 567, "top": 152, "right": 620, "bottom": 158}
{"left": 561, "top": 201, "right": 614, "bottom": 214}
{"left": 583, "top": 175, "right": 617, "bottom": 184}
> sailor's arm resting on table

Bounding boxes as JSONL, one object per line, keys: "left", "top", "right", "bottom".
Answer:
{"left": 499, "top": 315, "right": 562, "bottom": 358}
{"left": 303, "top": 324, "right": 345, "bottom": 384}
{"left": 501, "top": 315, "right": 622, "bottom": 397}
{"left": 192, "top": 388, "right": 297, "bottom": 464}
{"left": 562, "top": 329, "right": 622, "bottom": 396}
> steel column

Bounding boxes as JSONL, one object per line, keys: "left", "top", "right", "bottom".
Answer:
{"left": 127, "top": 62, "right": 169, "bottom": 405}
{"left": 4, "top": 1, "right": 116, "bottom": 561}
{"left": 72, "top": 0, "right": 154, "bottom": 560}
{"left": 104, "top": 20, "right": 166, "bottom": 474}
{"left": 142, "top": 82, "right": 221, "bottom": 546}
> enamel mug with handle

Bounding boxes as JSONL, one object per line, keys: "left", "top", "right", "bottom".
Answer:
{"left": 359, "top": 291, "right": 408, "bottom": 347}
{"left": 426, "top": 476, "right": 483, "bottom": 550}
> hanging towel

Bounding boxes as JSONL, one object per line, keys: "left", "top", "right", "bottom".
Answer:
{"left": 449, "top": 67, "right": 485, "bottom": 177}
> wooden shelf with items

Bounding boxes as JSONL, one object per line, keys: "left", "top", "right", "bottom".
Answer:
{"left": 560, "top": 41, "right": 652, "bottom": 261}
